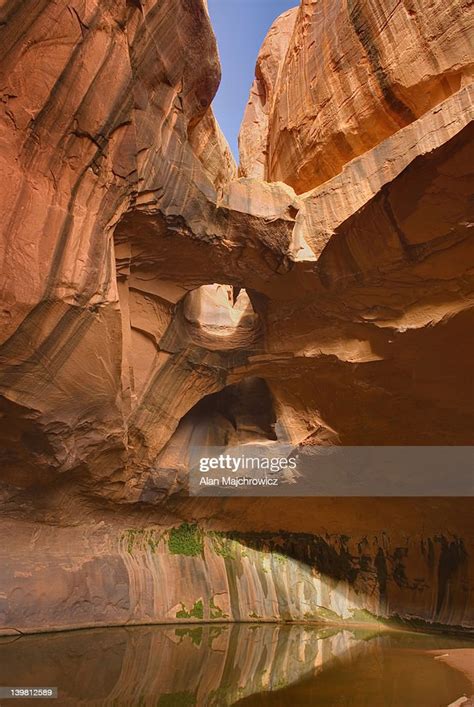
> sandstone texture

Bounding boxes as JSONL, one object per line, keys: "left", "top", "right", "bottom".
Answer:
{"left": 239, "top": 7, "right": 298, "bottom": 180}
{"left": 0, "top": 0, "right": 473, "bottom": 635}
{"left": 239, "top": 0, "right": 474, "bottom": 191}
{"left": 1, "top": 500, "right": 472, "bottom": 635}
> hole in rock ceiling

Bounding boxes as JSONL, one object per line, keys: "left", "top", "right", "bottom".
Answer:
{"left": 183, "top": 283, "right": 259, "bottom": 339}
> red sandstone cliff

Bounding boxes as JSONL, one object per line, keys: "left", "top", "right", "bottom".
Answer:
{"left": 239, "top": 0, "right": 474, "bottom": 191}
{"left": 0, "top": 0, "right": 473, "bottom": 635}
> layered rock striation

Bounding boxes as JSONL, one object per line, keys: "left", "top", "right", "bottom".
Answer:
{"left": 240, "top": 0, "right": 474, "bottom": 192}
{"left": 0, "top": 0, "right": 473, "bottom": 634}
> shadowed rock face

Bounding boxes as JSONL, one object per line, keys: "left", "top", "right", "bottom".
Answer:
{"left": 0, "top": 0, "right": 473, "bottom": 634}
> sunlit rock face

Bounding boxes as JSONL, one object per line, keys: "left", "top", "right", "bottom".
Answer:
{"left": 183, "top": 284, "right": 260, "bottom": 348}
{"left": 239, "top": 7, "right": 298, "bottom": 181}
{"left": 239, "top": 0, "right": 474, "bottom": 191}
{"left": 0, "top": 0, "right": 473, "bottom": 634}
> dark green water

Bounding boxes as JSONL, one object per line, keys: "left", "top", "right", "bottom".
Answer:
{"left": 0, "top": 623, "right": 472, "bottom": 706}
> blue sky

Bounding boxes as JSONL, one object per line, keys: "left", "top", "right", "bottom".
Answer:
{"left": 207, "top": 0, "right": 297, "bottom": 160}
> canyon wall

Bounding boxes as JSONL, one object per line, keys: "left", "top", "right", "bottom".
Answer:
{"left": 1, "top": 500, "right": 472, "bottom": 634}
{"left": 0, "top": 0, "right": 473, "bottom": 634}
{"left": 239, "top": 0, "right": 474, "bottom": 191}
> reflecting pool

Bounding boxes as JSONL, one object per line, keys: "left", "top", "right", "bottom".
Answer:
{"left": 0, "top": 623, "right": 472, "bottom": 705}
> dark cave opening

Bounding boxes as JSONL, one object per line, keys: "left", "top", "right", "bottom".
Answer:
{"left": 174, "top": 376, "right": 278, "bottom": 447}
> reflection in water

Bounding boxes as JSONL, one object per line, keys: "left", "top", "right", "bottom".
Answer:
{"left": 0, "top": 623, "right": 472, "bottom": 706}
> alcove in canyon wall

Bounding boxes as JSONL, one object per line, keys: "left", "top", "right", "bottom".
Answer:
{"left": 0, "top": 0, "right": 473, "bottom": 634}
